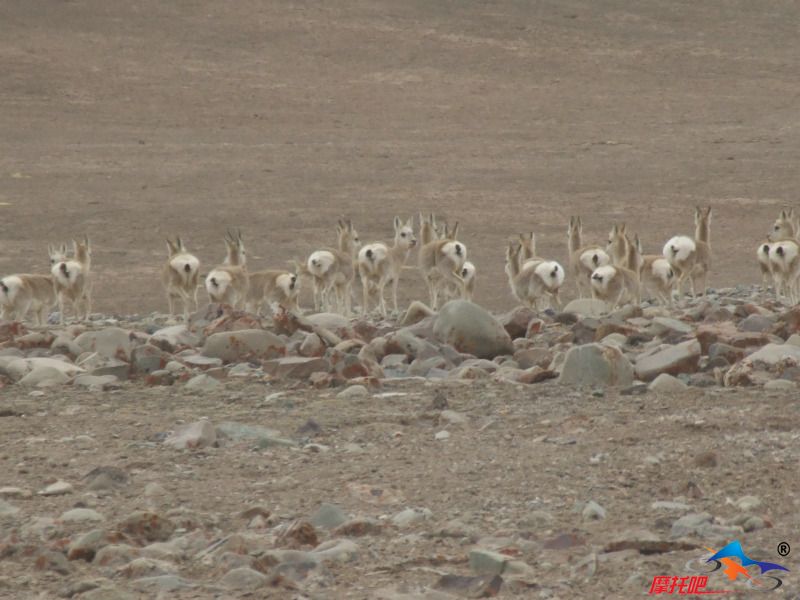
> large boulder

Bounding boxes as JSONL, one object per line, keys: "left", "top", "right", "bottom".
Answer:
{"left": 557, "top": 343, "right": 634, "bottom": 387}
{"left": 75, "top": 328, "right": 134, "bottom": 361}
{"left": 202, "top": 330, "right": 285, "bottom": 363}
{"left": 432, "top": 301, "right": 513, "bottom": 359}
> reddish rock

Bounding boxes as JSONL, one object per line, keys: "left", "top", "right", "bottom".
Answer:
{"left": 118, "top": 511, "right": 176, "bottom": 544}
{"left": 499, "top": 306, "right": 538, "bottom": 339}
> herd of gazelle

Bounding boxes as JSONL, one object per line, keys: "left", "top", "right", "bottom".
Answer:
{"left": 1, "top": 206, "right": 799, "bottom": 325}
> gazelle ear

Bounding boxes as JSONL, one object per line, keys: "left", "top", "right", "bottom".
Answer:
{"left": 405, "top": 217, "right": 413, "bottom": 228}
{"left": 166, "top": 239, "right": 175, "bottom": 254}
{"left": 620, "top": 223, "right": 626, "bottom": 233}
{"left": 60, "top": 243, "right": 68, "bottom": 255}
{"left": 393, "top": 216, "right": 401, "bottom": 230}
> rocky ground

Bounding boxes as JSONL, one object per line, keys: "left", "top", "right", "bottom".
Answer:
{"left": 1, "top": 289, "right": 800, "bottom": 599}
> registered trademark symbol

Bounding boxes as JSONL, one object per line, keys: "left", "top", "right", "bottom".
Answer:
{"left": 778, "top": 542, "right": 791, "bottom": 557}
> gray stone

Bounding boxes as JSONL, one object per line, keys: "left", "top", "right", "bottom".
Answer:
{"left": 557, "top": 343, "right": 634, "bottom": 387}
{"left": 80, "top": 586, "right": 138, "bottom": 600}
{"left": 219, "top": 567, "right": 267, "bottom": 590}
{"left": 735, "top": 495, "right": 761, "bottom": 511}
{"left": 764, "top": 379, "right": 796, "bottom": 391}
{"left": 164, "top": 420, "right": 216, "bottom": 450}
{"left": 0, "top": 499, "right": 19, "bottom": 517}
{"left": 132, "top": 575, "right": 194, "bottom": 592}
{"left": 311, "top": 503, "right": 348, "bottom": 529}
{"left": 67, "top": 529, "right": 107, "bottom": 561}
{"left": 651, "top": 501, "right": 692, "bottom": 512}
{"left": 90, "top": 358, "right": 130, "bottom": 380}
{"left": 313, "top": 538, "right": 359, "bottom": 563}
{"left": 336, "top": 384, "right": 369, "bottom": 399}
{"left": 562, "top": 299, "right": 607, "bottom": 317}
{"left": 634, "top": 339, "right": 701, "bottom": 382}
{"left": 468, "top": 548, "right": 534, "bottom": 578}
{"left": 18, "top": 365, "right": 72, "bottom": 386}
{"left": 648, "top": 373, "right": 688, "bottom": 393}
{"left": 651, "top": 317, "right": 693, "bottom": 337}
{"left": 61, "top": 508, "right": 105, "bottom": 523}
{"left": 215, "top": 421, "right": 293, "bottom": 446}
{"left": 74, "top": 374, "right": 120, "bottom": 390}
{"left": 38, "top": 480, "right": 73, "bottom": 496}
{"left": 75, "top": 328, "right": 134, "bottom": 360}
{"left": 149, "top": 325, "right": 201, "bottom": 352}
{"left": 738, "top": 314, "right": 774, "bottom": 332}
{"left": 131, "top": 344, "right": 168, "bottom": 375}
{"left": 582, "top": 500, "right": 606, "bottom": 520}
{"left": 670, "top": 512, "right": 712, "bottom": 537}
{"left": 263, "top": 356, "right": 330, "bottom": 379}
{"left": 746, "top": 343, "right": 800, "bottom": 366}
{"left": 433, "top": 300, "right": 513, "bottom": 359}
{"left": 184, "top": 373, "right": 222, "bottom": 393}
{"left": 391, "top": 507, "right": 433, "bottom": 528}
{"left": 202, "top": 329, "right": 285, "bottom": 363}
{"left": 305, "top": 312, "right": 356, "bottom": 339}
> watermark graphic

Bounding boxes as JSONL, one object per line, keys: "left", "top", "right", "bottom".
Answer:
{"left": 648, "top": 540, "right": 790, "bottom": 595}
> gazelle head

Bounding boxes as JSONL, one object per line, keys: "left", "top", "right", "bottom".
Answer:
{"left": 48, "top": 243, "right": 69, "bottom": 267}
{"left": 394, "top": 216, "right": 417, "bottom": 249}
{"left": 768, "top": 209, "right": 796, "bottom": 242}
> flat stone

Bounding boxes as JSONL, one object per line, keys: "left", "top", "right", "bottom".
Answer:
{"left": 263, "top": 356, "right": 330, "bottom": 379}
{"left": 38, "top": 480, "right": 74, "bottom": 496}
{"left": 219, "top": 567, "right": 267, "bottom": 590}
{"left": 648, "top": 373, "right": 688, "bottom": 393}
{"left": 61, "top": 508, "right": 105, "bottom": 523}
{"left": 562, "top": 299, "right": 607, "bottom": 317}
{"left": 184, "top": 373, "right": 222, "bottom": 393}
{"left": 634, "top": 339, "right": 701, "bottom": 382}
{"left": 164, "top": 420, "right": 216, "bottom": 450}
{"left": 202, "top": 329, "right": 286, "bottom": 363}
{"left": 310, "top": 503, "right": 348, "bottom": 529}
{"left": 336, "top": 384, "right": 369, "bottom": 399}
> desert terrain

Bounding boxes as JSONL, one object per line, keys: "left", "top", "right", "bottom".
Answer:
{"left": 2, "top": 1, "right": 800, "bottom": 599}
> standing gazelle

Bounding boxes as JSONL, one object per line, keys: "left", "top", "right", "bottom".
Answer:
{"left": 663, "top": 207, "right": 712, "bottom": 299}
{"left": 357, "top": 216, "right": 417, "bottom": 317}
{"left": 51, "top": 237, "right": 92, "bottom": 324}
{"left": 162, "top": 237, "right": 200, "bottom": 320}
{"left": 306, "top": 219, "right": 360, "bottom": 315}
{"left": 418, "top": 220, "right": 467, "bottom": 310}
{"left": 205, "top": 230, "right": 249, "bottom": 308}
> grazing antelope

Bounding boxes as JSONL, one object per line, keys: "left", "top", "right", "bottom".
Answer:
{"left": 505, "top": 242, "right": 564, "bottom": 310}
{"left": 634, "top": 234, "right": 675, "bottom": 306}
{"left": 357, "top": 216, "right": 417, "bottom": 317}
{"left": 306, "top": 219, "right": 360, "bottom": 315}
{"left": 663, "top": 207, "right": 712, "bottom": 299}
{"left": 205, "top": 230, "right": 249, "bottom": 308}
{"left": 590, "top": 231, "right": 640, "bottom": 310}
{"left": 51, "top": 237, "right": 92, "bottom": 324}
{"left": 418, "top": 220, "right": 467, "bottom": 310}
{"left": 568, "top": 216, "right": 611, "bottom": 298}
{"left": 0, "top": 246, "right": 67, "bottom": 325}
{"left": 162, "top": 237, "right": 200, "bottom": 320}
{"left": 245, "top": 269, "right": 300, "bottom": 315}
